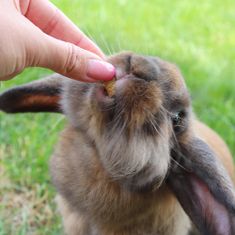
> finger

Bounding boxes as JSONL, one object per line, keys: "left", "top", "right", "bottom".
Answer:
{"left": 20, "top": 0, "right": 105, "bottom": 58}
{"left": 0, "top": 69, "right": 23, "bottom": 81}
{"left": 0, "top": 74, "right": 17, "bottom": 81}
{"left": 30, "top": 33, "right": 115, "bottom": 82}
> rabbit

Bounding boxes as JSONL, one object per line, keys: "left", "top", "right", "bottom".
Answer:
{"left": 0, "top": 51, "right": 235, "bottom": 235}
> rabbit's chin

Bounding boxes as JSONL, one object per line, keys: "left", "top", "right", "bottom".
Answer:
{"left": 95, "top": 126, "right": 171, "bottom": 190}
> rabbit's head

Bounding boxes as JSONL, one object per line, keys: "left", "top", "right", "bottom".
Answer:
{"left": 61, "top": 52, "right": 191, "bottom": 185}
{"left": 1, "top": 52, "right": 235, "bottom": 235}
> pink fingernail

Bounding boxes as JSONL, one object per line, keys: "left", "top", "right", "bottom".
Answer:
{"left": 87, "top": 60, "right": 116, "bottom": 81}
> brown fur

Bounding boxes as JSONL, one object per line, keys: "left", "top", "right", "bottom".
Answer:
{"left": 51, "top": 126, "right": 191, "bottom": 235}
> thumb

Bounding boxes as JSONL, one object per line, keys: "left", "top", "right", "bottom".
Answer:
{"left": 31, "top": 34, "right": 115, "bottom": 82}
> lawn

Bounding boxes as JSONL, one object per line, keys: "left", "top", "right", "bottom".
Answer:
{"left": 0, "top": 0, "right": 234, "bottom": 234}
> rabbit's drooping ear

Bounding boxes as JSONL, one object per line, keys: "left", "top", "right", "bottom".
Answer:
{"left": 0, "top": 74, "right": 65, "bottom": 113}
{"left": 167, "top": 137, "right": 235, "bottom": 235}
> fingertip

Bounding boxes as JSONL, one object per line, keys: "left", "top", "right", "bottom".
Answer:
{"left": 87, "top": 60, "right": 116, "bottom": 81}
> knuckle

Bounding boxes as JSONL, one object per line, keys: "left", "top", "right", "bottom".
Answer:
{"left": 64, "top": 43, "right": 86, "bottom": 76}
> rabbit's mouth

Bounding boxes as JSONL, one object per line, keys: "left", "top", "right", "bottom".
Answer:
{"left": 95, "top": 76, "right": 129, "bottom": 103}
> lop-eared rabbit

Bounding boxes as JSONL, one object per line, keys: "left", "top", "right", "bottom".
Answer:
{"left": 0, "top": 52, "right": 235, "bottom": 235}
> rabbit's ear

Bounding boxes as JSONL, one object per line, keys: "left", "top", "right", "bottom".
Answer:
{"left": 0, "top": 74, "right": 65, "bottom": 113}
{"left": 167, "top": 137, "right": 235, "bottom": 235}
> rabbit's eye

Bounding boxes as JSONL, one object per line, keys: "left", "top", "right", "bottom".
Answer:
{"left": 171, "top": 111, "right": 186, "bottom": 132}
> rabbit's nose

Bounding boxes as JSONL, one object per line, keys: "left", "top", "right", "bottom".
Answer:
{"left": 110, "top": 54, "right": 132, "bottom": 80}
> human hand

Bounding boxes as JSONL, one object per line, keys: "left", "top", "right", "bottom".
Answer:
{"left": 0, "top": 0, "right": 115, "bottom": 82}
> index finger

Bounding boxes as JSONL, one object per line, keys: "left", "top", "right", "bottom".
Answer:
{"left": 20, "top": 0, "right": 105, "bottom": 58}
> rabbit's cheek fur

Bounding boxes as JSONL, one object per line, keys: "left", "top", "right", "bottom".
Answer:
{"left": 92, "top": 79, "right": 164, "bottom": 137}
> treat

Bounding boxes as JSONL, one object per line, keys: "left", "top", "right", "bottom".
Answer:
{"left": 104, "top": 78, "right": 116, "bottom": 97}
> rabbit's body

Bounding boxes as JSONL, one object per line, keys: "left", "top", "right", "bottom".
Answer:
{"left": 0, "top": 52, "right": 234, "bottom": 235}
{"left": 51, "top": 126, "right": 190, "bottom": 235}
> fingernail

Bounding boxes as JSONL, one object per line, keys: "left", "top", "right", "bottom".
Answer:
{"left": 87, "top": 60, "right": 115, "bottom": 81}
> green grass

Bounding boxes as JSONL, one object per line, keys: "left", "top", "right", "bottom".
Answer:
{"left": 0, "top": 0, "right": 235, "bottom": 234}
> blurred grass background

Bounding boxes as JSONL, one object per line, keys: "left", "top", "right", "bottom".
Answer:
{"left": 0, "top": 0, "right": 234, "bottom": 234}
